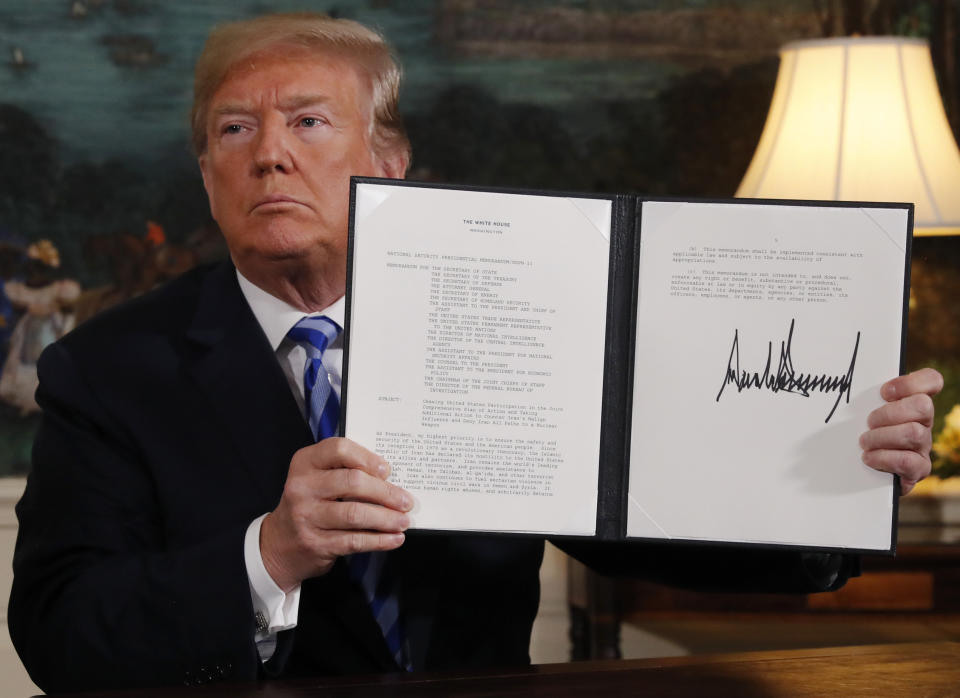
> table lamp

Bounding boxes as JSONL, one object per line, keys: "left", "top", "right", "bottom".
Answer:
{"left": 736, "top": 37, "right": 960, "bottom": 236}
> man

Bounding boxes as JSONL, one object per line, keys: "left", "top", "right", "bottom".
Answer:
{"left": 8, "top": 12, "right": 942, "bottom": 692}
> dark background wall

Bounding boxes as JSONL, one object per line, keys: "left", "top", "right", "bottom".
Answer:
{"left": 0, "top": 0, "right": 956, "bottom": 474}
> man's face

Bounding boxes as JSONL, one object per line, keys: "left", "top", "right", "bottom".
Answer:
{"left": 199, "top": 51, "right": 398, "bottom": 283}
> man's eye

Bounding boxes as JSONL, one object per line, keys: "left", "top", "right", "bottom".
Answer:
{"left": 223, "top": 124, "right": 245, "bottom": 135}
{"left": 299, "top": 117, "right": 323, "bottom": 128}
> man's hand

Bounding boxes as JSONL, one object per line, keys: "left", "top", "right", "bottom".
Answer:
{"left": 259, "top": 438, "right": 413, "bottom": 592}
{"left": 860, "top": 367, "right": 944, "bottom": 495}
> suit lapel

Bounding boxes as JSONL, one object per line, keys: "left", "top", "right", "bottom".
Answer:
{"left": 183, "top": 262, "right": 312, "bottom": 511}
{"left": 182, "top": 262, "right": 398, "bottom": 666}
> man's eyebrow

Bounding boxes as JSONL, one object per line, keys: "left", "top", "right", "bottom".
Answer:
{"left": 211, "top": 95, "right": 334, "bottom": 119}
{"left": 211, "top": 103, "right": 255, "bottom": 119}
{"left": 277, "top": 94, "right": 334, "bottom": 112}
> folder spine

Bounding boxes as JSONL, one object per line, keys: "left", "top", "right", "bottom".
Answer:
{"left": 595, "top": 194, "right": 638, "bottom": 540}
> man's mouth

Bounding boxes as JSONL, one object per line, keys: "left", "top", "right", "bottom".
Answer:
{"left": 252, "top": 195, "right": 308, "bottom": 212}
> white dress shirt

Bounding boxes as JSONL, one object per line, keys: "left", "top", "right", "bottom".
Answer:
{"left": 236, "top": 270, "right": 345, "bottom": 662}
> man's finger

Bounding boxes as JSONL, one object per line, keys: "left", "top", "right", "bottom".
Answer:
{"left": 320, "top": 531, "right": 407, "bottom": 558}
{"left": 318, "top": 467, "right": 413, "bottom": 512}
{"left": 861, "top": 448, "right": 931, "bottom": 487}
{"left": 867, "top": 393, "right": 935, "bottom": 429}
{"left": 881, "top": 368, "right": 944, "bottom": 402}
{"left": 318, "top": 500, "right": 410, "bottom": 533}
{"left": 859, "top": 422, "right": 931, "bottom": 454}
{"left": 295, "top": 437, "right": 391, "bottom": 479}
{"left": 899, "top": 479, "right": 920, "bottom": 496}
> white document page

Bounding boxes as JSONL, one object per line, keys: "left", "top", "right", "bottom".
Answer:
{"left": 628, "top": 202, "right": 906, "bottom": 550}
{"left": 346, "top": 183, "right": 611, "bottom": 534}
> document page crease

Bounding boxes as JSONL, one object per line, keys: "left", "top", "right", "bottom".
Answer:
{"left": 860, "top": 208, "right": 907, "bottom": 251}
{"left": 566, "top": 198, "right": 612, "bottom": 241}
{"left": 355, "top": 185, "right": 393, "bottom": 224}
{"left": 627, "top": 495, "right": 673, "bottom": 539}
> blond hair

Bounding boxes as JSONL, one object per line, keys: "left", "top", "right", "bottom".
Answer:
{"left": 191, "top": 12, "right": 410, "bottom": 167}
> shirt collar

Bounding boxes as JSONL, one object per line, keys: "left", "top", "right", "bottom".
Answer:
{"left": 236, "top": 270, "right": 346, "bottom": 352}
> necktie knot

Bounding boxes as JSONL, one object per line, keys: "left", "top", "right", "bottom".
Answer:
{"left": 287, "top": 315, "right": 341, "bottom": 358}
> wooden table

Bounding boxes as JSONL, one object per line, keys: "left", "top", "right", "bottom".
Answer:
{"left": 47, "top": 642, "right": 960, "bottom": 697}
{"left": 568, "top": 542, "right": 960, "bottom": 659}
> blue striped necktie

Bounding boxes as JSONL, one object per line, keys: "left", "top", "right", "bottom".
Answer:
{"left": 286, "top": 316, "right": 341, "bottom": 441}
{"left": 286, "top": 315, "right": 410, "bottom": 671}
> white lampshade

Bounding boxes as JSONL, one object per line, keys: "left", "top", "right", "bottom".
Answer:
{"left": 736, "top": 37, "right": 960, "bottom": 236}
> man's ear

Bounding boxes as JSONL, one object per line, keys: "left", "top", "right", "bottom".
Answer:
{"left": 197, "top": 154, "right": 217, "bottom": 218}
{"left": 198, "top": 154, "right": 210, "bottom": 193}
{"left": 376, "top": 149, "right": 410, "bottom": 180}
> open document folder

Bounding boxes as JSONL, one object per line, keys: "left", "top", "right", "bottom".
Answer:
{"left": 342, "top": 177, "right": 911, "bottom": 554}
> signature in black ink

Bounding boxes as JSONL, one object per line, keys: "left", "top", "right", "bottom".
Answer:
{"left": 716, "top": 319, "right": 860, "bottom": 423}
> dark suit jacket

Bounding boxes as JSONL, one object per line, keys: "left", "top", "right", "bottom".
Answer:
{"left": 8, "top": 261, "right": 856, "bottom": 693}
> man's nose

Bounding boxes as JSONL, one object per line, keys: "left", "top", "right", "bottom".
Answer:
{"left": 253, "top": 115, "right": 294, "bottom": 174}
